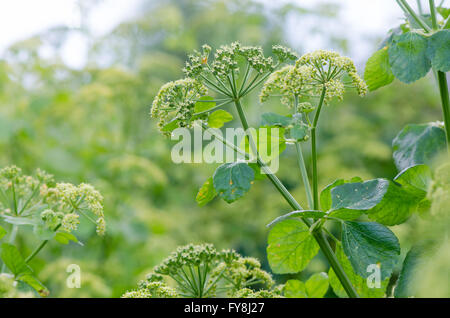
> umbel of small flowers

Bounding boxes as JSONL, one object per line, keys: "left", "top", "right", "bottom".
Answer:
{"left": 121, "top": 243, "right": 280, "bottom": 298}
{"left": 260, "top": 49, "right": 367, "bottom": 107}
{"left": 150, "top": 42, "right": 298, "bottom": 135}
{"left": 0, "top": 165, "right": 106, "bottom": 237}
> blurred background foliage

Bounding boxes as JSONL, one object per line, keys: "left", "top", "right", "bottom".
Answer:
{"left": 0, "top": 0, "right": 444, "bottom": 297}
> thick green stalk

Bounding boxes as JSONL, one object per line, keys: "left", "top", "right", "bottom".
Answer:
{"left": 311, "top": 87, "right": 326, "bottom": 210}
{"left": 437, "top": 71, "right": 450, "bottom": 148}
{"left": 233, "top": 98, "right": 358, "bottom": 298}
{"left": 429, "top": 0, "right": 438, "bottom": 29}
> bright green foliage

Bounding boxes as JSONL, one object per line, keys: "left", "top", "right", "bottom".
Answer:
{"left": 329, "top": 244, "right": 389, "bottom": 298}
{"left": 284, "top": 273, "right": 329, "bottom": 298}
{"left": 194, "top": 96, "right": 216, "bottom": 113}
{"left": 1, "top": 243, "right": 49, "bottom": 297}
{"left": 364, "top": 47, "right": 395, "bottom": 91}
{"left": 213, "top": 162, "right": 255, "bottom": 203}
{"left": 260, "top": 112, "right": 309, "bottom": 142}
{"left": 388, "top": 32, "right": 430, "bottom": 83}
{"left": 427, "top": 30, "right": 450, "bottom": 72}
{"left": 392, "top": 122, "right": 446, "bottom": 171}
{"left": 207, "top": 110, "right": 233, "bottom": 128}
{"left": 341, "top": 221, "right": 400, "bottom": 279}
{"left": 267, "top": 219, "right": 319, "bottom": 274}
{"left": 196, "top": 177, "right": 217, "bottom": 206}
{"left": 320, "top": 177, "right": 363, "bottom": 212}
{"left": 261, "top": 112, "right": 292, "bottom": 127}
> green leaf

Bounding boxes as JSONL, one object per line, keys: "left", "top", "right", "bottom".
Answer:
{"left": 161, "top": 118, "right": 179, "bottom": 133}
{"left": 290, "top": 114, "right": 309, "bottom": 142}
{"left": 18, "top": 274, "right": 50, "bottom": 297}
{"left": 305, "top": 272, "right": 329, "bottom": 298}
{"left": 267, "top": 219, "right": 319, "bottom": 274}
{"left": 284, "top": 280, "right": 308, "bottom": 298}
{"left": 392, "top": 122, "right": 446, "bottom": 172}
{"left": 427, "top": 29, "right": 450, "bottom": 72}
{"left": 196, "top": 177, "right": 217, "bottom": 206}
{"left": 341, "top": 221, "right": 400, "bottom": 279}
{"left": 388, "top": 32, "right": 431, "bottom": 83}
{"left": 213, "top": 162, "right": 254, "bottom": 203}
{"left": 394, "top": 164, "right": 431, "bottom": 194}
{"left": 54, "top": 231, "right": 79, "bottom": 245}
{"left": 0, "top": 225, "right": 6, "bottom": 240}
{"left": 0, "top": 243, "right": 50, "bottom": 297}
{"left": 1, "top": 243, "right": 31, "bottom": 276}
{"left": 329, "top": 244, "right": 389, "bottom": 298}
{"left": 320, "top": 177, "right": 363, "bottom": 212}
{"left": 394, "top": 245, "right": 428, "bottom": 298}
{"left": 240, "top": 126, "right": 286, "bottom": 163}
{"left": 207, "top": 109, "right": 233, "bottom": 128}
{"left": 194, "top": 96, "right": 216, "bottom": 113}
{"left": 364, "top": 47, "right": 395, "bottom": 91}
{"left": 437, "top": 7, "right": 450, "bottom": 19}
{"left": 261, "top": 112, "right": 292, "bottom": 127}
{"left": 267, "top": 210, "right": 326, "bottom": 228}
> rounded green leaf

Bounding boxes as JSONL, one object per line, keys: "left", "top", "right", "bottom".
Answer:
{"left": 207, "top": 109, "right": 233, "bottom": 128}
{"left": 427, "top": 29, "right": 450, "bottom": 72}
{"left": 284, "top": 279, "right": 307, "bottom": 298}
{"left": 194, "top": 96, "right": 216, "bottom": 113}
{"left": 213, "top": 162, "right": 254, "bottom": 203}
{"left": 392, "top": 122, "right": 446, "bottom": 172}
{"left": 329, "top": 244, "right": 389, "bottom": 298}
{"left": 261, "top": 112, "right": 292, "bottom": 127}
{"left": 364, "top": 47, "right": 395, "bottom": 91}
{"left": 388, "top": 32, "right": 431, "bottom": 83}
{"left": 342, "top": 221, "right": 400, "bottom": 280}
{"left": 267, "top": 219, "right": 319, "bottom": 274}
{"left": 196, "top": 176, "right": 217, "bottom": 206}
{"left": 305, "top": 272, "right": 329, "bottom": 298}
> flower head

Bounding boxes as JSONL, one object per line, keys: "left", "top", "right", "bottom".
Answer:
{"left": 150, "top": 78, "right": 207, "bottom": 135}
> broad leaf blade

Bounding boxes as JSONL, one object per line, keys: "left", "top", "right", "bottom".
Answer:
{"left": 213, "top": 162, "right": 254, "bottom": 203}
{"left": 284, "top": 279, "right": 307, "bottom": 298}
{"left": 305, "top": 272, "right": 329, "bottom": 298}
{"left": 427, "top": 29, "right": 450, "bottom": 72}
{"left": 0, "top": 225, "right": 6, "bottom": 240}
{"left": 392, "top": 122, "right": 446, "bottom": 172}
{"left": 364, "top": 47, "right": 395, "bottom": 91}
{"left": 342, "top": 221, "right": 400, "bottom": 280}
{"left": 329, "top": 244, "right": 389, "bottom": 298}
{"left": 388, "top": 32, "right": 430, "bottom": 83}
{"left": 267, "top": 219, "right": 319, "bottom": 274}
{"left": 196, "top": 176, "right": 217, "bottom": 206}
{"left": 207, "top": 109, "right": 233, "bottom": 128}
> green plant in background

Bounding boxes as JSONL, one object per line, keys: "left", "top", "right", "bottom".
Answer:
{"left": 151, "top": 42, "right": 371, "bottom": 298}
{"left": 122, "top": 243, "right": 280, "bottom": 298}
{"left": 0, "top": 165, "right": 105, "bottom": 296}
{"left": 364, "top": 0, "right": 450, "bottom": 146}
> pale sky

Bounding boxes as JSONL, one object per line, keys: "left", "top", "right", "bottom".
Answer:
{"left": 0, "top": 0, "right": 416, "bottom": 68}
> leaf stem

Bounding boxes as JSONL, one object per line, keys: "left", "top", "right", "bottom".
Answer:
{"left": 311, "top": 87, "right": 326, "bottom": 210}
{"left": 25, "top": 224, "right": 61, "bottom": 263}
{"left": 428, "top": 0, "right": 438, "bottom": 29}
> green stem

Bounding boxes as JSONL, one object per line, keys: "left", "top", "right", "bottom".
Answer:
{"left": 397, "top": 0, "right": 432, "bottom": 31}
{"left": 311, "top": 87, "right": 326, "bottom": 210}
{"left": 429, "top": 0, "right": 438, "bottom": 29}
{"left": 294, "top": 96, "right": 314, "bottom": 209}
{"left": 25, "top": 224, "right": 61, "bottom": 263}
{"left": 437, "top": 71, "right": 450, "bottom": 148}
{"left": 233, "top": 98, "right": 358, "bottom": 298}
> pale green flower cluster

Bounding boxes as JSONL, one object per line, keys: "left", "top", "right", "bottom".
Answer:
{"left": 150, "top": 78, "right": 208, "bottom": 134}
{"left": 260, "top": 50, "right": 367, "bottom": 107}
{"left": 122, "top": 281, "right": 178, "bottom": 298}
{"left": 123, "top": 243, "right": 281, "bottom": 298}
{"left": 232, "top": 287, "right": 283, "bottom": 298}
{"left": 272, "top": 45, "right": 299, "bottom": 63}
{"left": 0, "top": 165, "right": 105, "bottom": 236}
